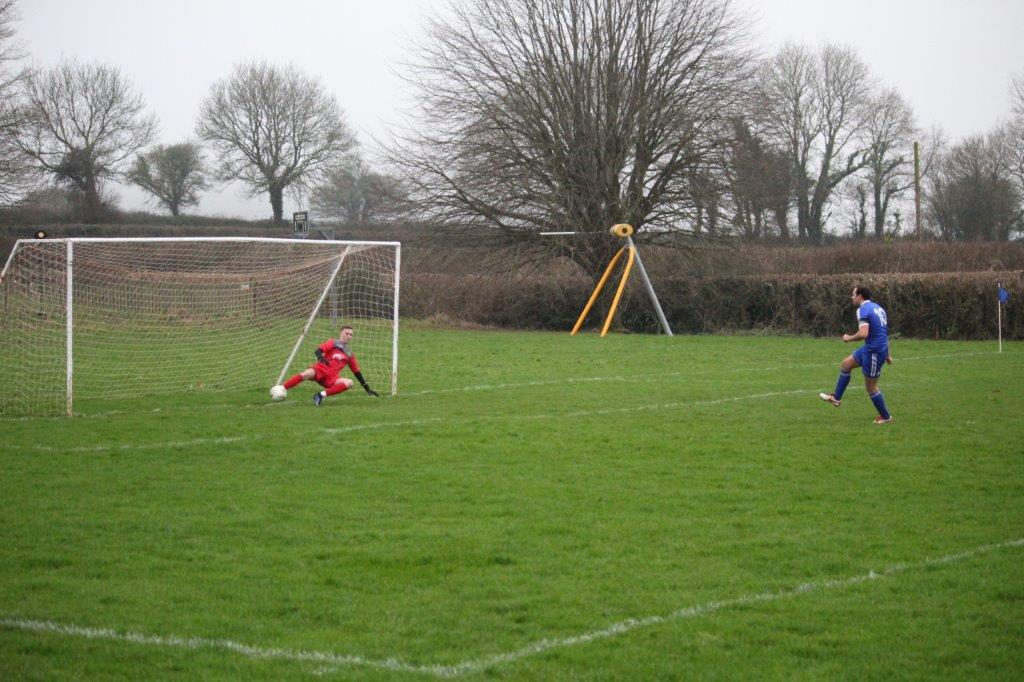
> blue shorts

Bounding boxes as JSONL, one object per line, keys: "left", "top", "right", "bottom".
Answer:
{"left": 853, "top": 346, "right": 886, "bottom": 378}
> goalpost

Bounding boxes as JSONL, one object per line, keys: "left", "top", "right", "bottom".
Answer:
{"left": 0, "top": 237, "right": 400, "bottom": 416}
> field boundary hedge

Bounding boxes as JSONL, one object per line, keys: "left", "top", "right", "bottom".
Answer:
{"left": 3, "top": 225, "right": 1020, "bottom": 339}
{"left": 403, "top": 270, "right": 1023, "bottom": 340}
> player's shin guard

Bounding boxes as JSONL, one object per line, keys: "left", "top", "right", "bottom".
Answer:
{"left": 833, "top": 371, "right": 852, "bottom": 400}
{"left": 325, "top": 382, "right": 350, "bottom": 397}
{"left": 869, "top": 391, "right": 891, "bottom": 419}
{"left": 283, "top": 374, "right": 303, "bottom": 390}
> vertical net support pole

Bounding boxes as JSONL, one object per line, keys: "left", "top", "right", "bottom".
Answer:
{"left": 391, "top": 244, "right": 401, "bottom": 395}
{"left": 66, "top": 240, "right": 74, "bottom": 416}
{"left": 625, "top": 236, "right": 673, "bottom": 336}
{"left": 998, "top": 281, "right": 1003, "bottom": 354}
{"left": 275, "top": 248, "right": 351, "bottom": 386}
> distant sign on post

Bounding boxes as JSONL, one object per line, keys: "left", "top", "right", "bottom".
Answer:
{"left": 293, "top": 211, "right": 309, "bottom": 237}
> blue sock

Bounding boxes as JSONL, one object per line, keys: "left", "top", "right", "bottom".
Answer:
{"left": 833, "top": 372, "right": 852, "bottom": 400}
{"left": 869, "top": 391, "right": 890, "bottom": 419}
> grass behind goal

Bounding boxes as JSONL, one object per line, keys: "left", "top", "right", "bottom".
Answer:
{"left": 1, "top": 328, "right": 1022, "bottom": 679}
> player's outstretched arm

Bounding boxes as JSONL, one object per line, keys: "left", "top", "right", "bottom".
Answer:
{"left": 843, "top": 323, "right": 870, "bottom": 343}
{"left": 353, "top": 371, "right": 380, "bottom": 397}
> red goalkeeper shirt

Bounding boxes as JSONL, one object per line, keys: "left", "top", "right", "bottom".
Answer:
{"left": 317, "top": 339, "right": 361, "bottom": 375}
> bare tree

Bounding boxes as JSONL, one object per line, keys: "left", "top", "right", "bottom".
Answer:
{"left": 0, "top": 0, "right": 26, "bottom": 204}
{"left": 15, "top": 60, "right": 156, "bottom": 221}
{"left": 927, "top": 133, "right": 1022, "bottom": 241}
{"left": 854, "top": 182, "right": 870, "bottom": 238}
{"left": 310, "top": 156, "right": 411, "bottom": 225}
{"left": 1011, "top": 71, "right": 1024, "bottom": 117}
{"left": 860, "top": 88, "right": 921, "bottom": 239}
{"left": 0, "top": 1, "right": 18, "bottom": 89}
{"left": 389, "top": 0, "right": 753, "bottom": 270}
{"left": 196, "top": 61, "right": 356, "bottom": 223}
{"left": 756, "top": 44, "right": 874, "bottom": 241}
{"left": 1006, "top": 72, "right": 1024, "bottom": 201}
{"left": 128, "top": 142, "right": 209, "bottom": 216}
{"left": 722, "top": 117, "right": 791, "bottom": 239}
{"left": 687, "top": 161, "right": 725, "bottom": 236}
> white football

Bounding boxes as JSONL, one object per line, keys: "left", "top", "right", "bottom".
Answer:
{"left": 270, "top": 385, "right": 287, "bottom": 401}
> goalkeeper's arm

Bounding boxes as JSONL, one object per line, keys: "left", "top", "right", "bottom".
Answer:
{"left": 315, "top": 348, "right": 325, "bottom": 364}
{"left": 353, "top": 371, "right": 380, "bottom": 397}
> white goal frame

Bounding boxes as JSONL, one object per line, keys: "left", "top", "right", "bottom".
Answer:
{"left": 1, "top": 237, "right": 401, "bottom": 416}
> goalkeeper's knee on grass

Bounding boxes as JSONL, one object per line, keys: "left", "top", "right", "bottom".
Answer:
{"left": 324, "top": 382, "right": 350, "bottom": 397}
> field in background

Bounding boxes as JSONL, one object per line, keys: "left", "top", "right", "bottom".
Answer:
{"left": 1, "top": 327, "right": 1023, "bottom": 679}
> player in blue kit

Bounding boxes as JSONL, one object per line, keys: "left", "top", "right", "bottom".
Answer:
{"left": 819, "top": 285, "right": 894, "bottom": 424}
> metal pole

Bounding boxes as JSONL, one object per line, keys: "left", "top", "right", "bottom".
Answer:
{"left": 998, "top": 281, "right": 1003, "bottom": 354}
{"left": 391, "top": 244, "right": 401, "bottom": 396}
{"left": 601, "top": 246, "right": 636, "bottom": 337}
{"left": 625, "top": 236, "right": 673, "bottom": 336}
{"left": 38, "top": 237, "right": 400, "bottom": 247}
{"left": 571, "top": 247, "right": 627, "bottom": 335}
{"left": 66, "top": 240, "right": 74, "bottom": 416}
{"left": 0, "top": 239, "right": 23, "bottom": 282}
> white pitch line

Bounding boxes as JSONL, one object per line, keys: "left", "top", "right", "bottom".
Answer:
{"left": 3, "top": 538, "right": 1021, "bottom": 678}
{"left": 0, "top": 348, "right": 1005, "bottom": 423}
{"left": 316, "top": 388, "right": 822, "bottom": 436}
{"left": 398, "top": 350, "right": 1000, "bottom": 397}
{"left": 22, "top": 386, "right": 841, "bottom": 451}
{"left": 731, "top": 349, "right": 1002, "bottom": 374}
{"left": 2, "top": 346, "right": 1005, "bottom": 445}
{"left": 24, "top": 384, "right": 892, "bottom": 452}
{"left": 0, "top": 617, "right": 433, "bottom": 676}
{"left": 31, "top": 436, "right": 254, "bottom": 454}
{"left": 431, "top": 538, "right": 1024, "bottom": 679}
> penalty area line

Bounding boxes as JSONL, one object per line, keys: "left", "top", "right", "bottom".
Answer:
{"left": 23, "top": 435, "right": 257, "bottom": 454}
{"left": 0, "top": 348, "right": 1002, "bottom": 423}
{"left": 397, "top": 350, "right": 998, "bottom": 397}
{"left": 0, "top": 617, "right": 437, "bottom": 677}
{"left": 423, "top": 537, "right": 1024, "bottom": 679}
{"left": 22, "top": 385, "right": 880, "bottom": 452}
{"left": 3, "top": 538, "right": 1021, "bottom": 678}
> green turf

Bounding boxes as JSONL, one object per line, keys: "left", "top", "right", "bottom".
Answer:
{"left": 1, "top": 327, "right": 1023, "bottom": 679}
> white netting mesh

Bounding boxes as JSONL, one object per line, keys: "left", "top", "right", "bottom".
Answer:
{"left": 0, "top": 238, "right": 398, "bottom": 415}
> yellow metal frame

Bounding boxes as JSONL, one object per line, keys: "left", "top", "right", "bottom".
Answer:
{"left": 570, "top": 244, "right": 636, "bottom": 337}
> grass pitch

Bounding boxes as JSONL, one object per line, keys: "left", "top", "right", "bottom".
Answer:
{"left": 1, "top": 327, "right": 1023, "bottom": 679}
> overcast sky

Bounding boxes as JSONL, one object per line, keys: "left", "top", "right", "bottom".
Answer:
{"left": 16, "top": 0, "right": 1024, "bottom": 220}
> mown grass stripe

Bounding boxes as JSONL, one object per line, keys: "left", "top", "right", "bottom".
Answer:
{"left": 5, "top": 538, "right": 1021, "bottom": 678}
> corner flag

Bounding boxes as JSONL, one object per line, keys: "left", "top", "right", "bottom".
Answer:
{"left": 998, "top": 286, "right": 1010, "bottom": 304}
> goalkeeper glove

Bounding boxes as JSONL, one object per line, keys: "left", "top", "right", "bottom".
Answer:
{"left": 353, "top": 371, "right": 379, "bottom": 397}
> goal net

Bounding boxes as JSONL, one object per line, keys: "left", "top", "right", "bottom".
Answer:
{"left": 0, "top": 237, "right": 400, "bottom": 416}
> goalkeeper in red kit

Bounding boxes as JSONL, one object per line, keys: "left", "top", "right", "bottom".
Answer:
{"left": 281, "top": 325, "right": 380, "bottom": 406}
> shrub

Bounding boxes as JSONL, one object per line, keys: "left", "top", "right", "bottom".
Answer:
{"left": 403, "top": 271, "right": 1022, "bottom": 340}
